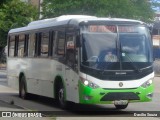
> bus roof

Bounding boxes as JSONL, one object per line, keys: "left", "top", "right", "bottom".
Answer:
{"left": 9, "top": 15, "right": 144, "bottom": 34}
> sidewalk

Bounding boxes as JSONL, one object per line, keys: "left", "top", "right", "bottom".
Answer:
{"left": 0, "top": 84, "right": 18, "bottom": 94}
{"left": 0, "top": 84, "right": 53, "bottom": 120}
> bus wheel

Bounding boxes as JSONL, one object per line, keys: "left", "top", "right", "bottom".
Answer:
{"left": 115, "top": 104, "right": 128, "bottom": 109}
{"left": 57, "top": 83, "right": 67, "bottom": 109}
{"left": 19, "top": 76, "right": 28, "bottom": 99}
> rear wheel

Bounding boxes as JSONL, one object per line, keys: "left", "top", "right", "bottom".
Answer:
{"left": 19, "top": 76, "right": 28, "bottom": 99}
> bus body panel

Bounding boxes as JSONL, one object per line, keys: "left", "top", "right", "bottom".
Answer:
{"left": 86, "top": 72, "right": 154, "bottom": 89}
{"left": 7, "top": 57, "right": 79, "bottom": 103}
{"left": 78, "top": 79, "right": 154, "bottom": 104}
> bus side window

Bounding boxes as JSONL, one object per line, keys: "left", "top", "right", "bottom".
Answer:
{"left": 49, "top": 31, "right": 55, "bottom": 57}
{"left": 28, "top": 33, "right": 36, "bottom": 57}
{"left": 18, "top": 34, "right": 25, "bottom": 57}
{"left": 56, "top": 31, "right": 65, "bottom": 56}
{"left": 40, "top": 31, "right": 49, "bottom": 57}
{"left": 36, "top": 33, "right": 42, "bottom": 57}
{"left": 8, "top": 35, "right": 15, "bottom": 57}
{"left": 14, "top": 35, "right": 19, "bottom": 57}
{"left": 24, "top": 34, "right": 29, "bottom": 57}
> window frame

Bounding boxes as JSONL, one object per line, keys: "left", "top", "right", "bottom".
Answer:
{"left": 18, "top": 34, "right": 25, "bottom": 57}
{"left": 39, "top": 30, "right": 50, "bottom": 58}
{"left": 8, "top": 35, "right": 15, "bottom": 57}
{"left": 56, "top": 29, "right": 65, "bottom": 56}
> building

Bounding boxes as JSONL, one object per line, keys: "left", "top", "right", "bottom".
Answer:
{"left": 21, "top": 0, "right": 41, "bottom": 7}
{"left": 155, "top": 12, "right": 160, "bottom": 21}
{"left": 21, "top": 0, "right": 43, "bottom": 18}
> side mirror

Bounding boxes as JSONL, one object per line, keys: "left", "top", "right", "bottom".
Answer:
{"left": 76, "top": 35, "right": 81, "bottom": 47}
{"left": 148, "top": 25, "right": 153, "bottom": 40}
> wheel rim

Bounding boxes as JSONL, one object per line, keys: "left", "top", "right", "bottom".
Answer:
{"left": 21, "top": 84, "right": 25, "bottom": 99}
{"left": 58, "top": 88, "right": 64, "bottom": 105}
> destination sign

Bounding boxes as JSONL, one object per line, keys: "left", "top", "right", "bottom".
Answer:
{"left": 88, "top": 25, "right": 135, "bottom": 33}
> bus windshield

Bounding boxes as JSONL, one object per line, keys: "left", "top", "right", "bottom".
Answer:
{"left": 81, "top": 25, "right": 153, "bottom": 71}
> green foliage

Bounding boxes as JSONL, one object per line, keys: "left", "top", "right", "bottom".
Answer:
{"left": 42, "top": 0, "right": 154, "bottom": 22}
{"left": 0, "top": 0, "right": 12, "bottom": 7}
{"left": 0, "top": 0, "right": 38, "bottom": 48}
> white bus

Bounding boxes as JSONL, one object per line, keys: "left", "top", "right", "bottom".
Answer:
{"left": 7, "top": 15, "right": 154, "bottom": 109}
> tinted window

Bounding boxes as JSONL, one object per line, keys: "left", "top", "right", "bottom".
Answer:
{"left": 57, "top": 31, "right": 65, "bottom": 55}
{"left": 9, "top": 36, "right": 15, "bottom": 57}
{"left": 18, "top": 34, "right": 25, "bottom": 57}
{"left": 24, "top": 34, "right": 29, "bottom": 57}
{"left": 41, "top": 32, "right": 49, "bottom": 57}
{"left": 28, "top": 33, "right": 36, "bottom": 57}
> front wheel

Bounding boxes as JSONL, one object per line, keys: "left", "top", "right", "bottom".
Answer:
{"left": 115, "top": 104, "right": 128, "bottom": 109}
{"left": 57, "top": 83, "right": 68, "bottom": 109}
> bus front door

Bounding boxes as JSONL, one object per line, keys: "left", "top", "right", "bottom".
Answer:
{"left": 65, "top": 32, "right": 79, "bottom": 103}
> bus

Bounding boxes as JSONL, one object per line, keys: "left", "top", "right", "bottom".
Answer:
{"left": 7, "top": 15, "right": 154, "bottom": 109}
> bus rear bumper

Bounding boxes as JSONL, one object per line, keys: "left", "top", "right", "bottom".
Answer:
{"left": 78, "top": 82, "right": 154, "bottom": 104}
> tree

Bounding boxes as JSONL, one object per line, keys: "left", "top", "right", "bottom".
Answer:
{"left": 0, "top": 0, "right": 12, "bottom": 7}
{"left": 0, "top": 0, "right": 38, "bottom": 47}
{"left": 41, "top": 0, "right": 154, "bottom": 22}
{"left": 0, "top": 0, "right": 38, "bottom": 63}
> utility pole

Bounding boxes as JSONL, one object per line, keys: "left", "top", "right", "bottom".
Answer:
{"left": 39, "top": 0, "right": 43, "bottom": 19}
{"left": 24, "top": 0, "right": 43, "bottom": 19}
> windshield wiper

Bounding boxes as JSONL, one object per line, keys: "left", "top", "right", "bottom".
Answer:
{"left": 119, "top": 42, "right": 141, "bottom": 73}
{"left": 122, "top": 53, "right": 142, "bottom": 73}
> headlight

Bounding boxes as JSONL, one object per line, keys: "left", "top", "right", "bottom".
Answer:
{"left": 80, "top": 77, "right": 99, "bottom": 89}
{"left": 141, "top": 79, "right": 153, "bottom": 88}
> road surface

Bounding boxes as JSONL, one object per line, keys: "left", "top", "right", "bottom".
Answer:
{"left": 0, "top": 69, "right": 159, "bottom": 120}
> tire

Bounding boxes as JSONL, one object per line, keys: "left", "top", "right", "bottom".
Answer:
{"left": 57, "top": 83, "right": 68, "bottom": 109}
{"left": 19, "top": 76, "right": 28, "bottom": 99}
{"left": 115, "top": 104, "right": 128, "bottom": 109}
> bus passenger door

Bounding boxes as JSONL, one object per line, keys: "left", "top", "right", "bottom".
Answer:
{"left": 65, "top": 31, "right": 79, "bottom": 103}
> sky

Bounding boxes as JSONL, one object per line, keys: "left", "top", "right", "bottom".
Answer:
{"left": 151, "top": 0, "right": 160, "bottom": 12}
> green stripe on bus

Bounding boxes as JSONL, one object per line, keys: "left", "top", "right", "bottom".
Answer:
{"left": 78, "top": 81, "right": 154, "bottom": 104}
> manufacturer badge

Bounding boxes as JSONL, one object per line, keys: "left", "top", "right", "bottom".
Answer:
{"left": 119, "top": 82, "right": 123, "bottom": 87}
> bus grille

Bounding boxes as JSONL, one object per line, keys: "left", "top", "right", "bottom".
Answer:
{"left": 100, "top": 92, "right": 140, "bottom": 101}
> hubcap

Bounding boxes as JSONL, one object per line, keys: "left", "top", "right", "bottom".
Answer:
{"left": 59, "top": 88, "right": 64, "bottom": 104}
{"left": 21, "top": 85, "right": 25, "bottom": 98}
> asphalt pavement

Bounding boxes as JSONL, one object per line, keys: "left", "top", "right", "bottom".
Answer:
{"left": 0, "top": 69, "right": 160, "bottom": 120}
{"left": 0, "top": 70, "right": 54, "bottom": 120}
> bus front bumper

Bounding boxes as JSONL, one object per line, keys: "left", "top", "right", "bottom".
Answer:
{"left": 79, "top": 81, "right": 154, "bottom": 104}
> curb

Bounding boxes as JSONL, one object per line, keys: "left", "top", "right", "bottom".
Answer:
{"left": 0, "top": 67, "right": 6, "bottom": 70}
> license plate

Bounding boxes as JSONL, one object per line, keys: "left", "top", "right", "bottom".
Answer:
{"left": 114, "top": 100, "right": 128, "bottom": 105}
